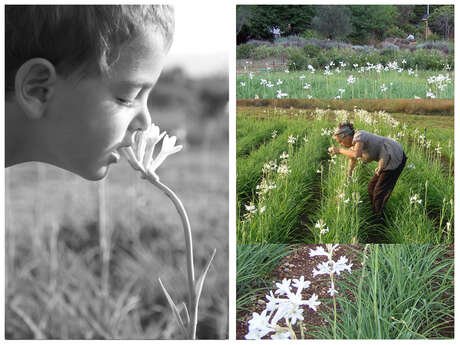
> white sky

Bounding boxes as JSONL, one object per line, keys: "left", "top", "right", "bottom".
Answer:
{"left": 165, "top": 1, "right": 231, "bottom": 77}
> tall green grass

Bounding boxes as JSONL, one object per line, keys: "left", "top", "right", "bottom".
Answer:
{"left": 238, "top": 117, "right": 330, "bottom": 243}
{"left": 237, "top": 118, "right": 312, "bottom": 205}
{"left": 237, "top": 119, "right": 287, "bottom": 157}
{"left": 236, "top": 244, "right": 291, "bottom": 317}
{"left": 314, "top": 245, "right": 454, "bottom": 339}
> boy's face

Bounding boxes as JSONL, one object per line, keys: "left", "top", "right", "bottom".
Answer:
{"left": 44, "top": 29, "right": 167, "bottom": 180}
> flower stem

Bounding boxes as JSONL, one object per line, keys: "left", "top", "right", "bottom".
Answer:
{"left": 147, "top": 176, "right": 197, "bottom": 339}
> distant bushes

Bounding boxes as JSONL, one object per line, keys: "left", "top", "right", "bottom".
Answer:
{"left": 237, "top": 36, "right": 454, "bottom": 70}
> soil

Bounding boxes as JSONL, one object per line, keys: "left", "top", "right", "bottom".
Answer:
{"left": 236, "top": 244, "right": 364, "bottom": 339}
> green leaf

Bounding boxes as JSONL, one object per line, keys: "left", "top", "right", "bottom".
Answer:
{"left": 158, "top": 278, "right": 189, "bottom": 338}
{"left": 195, "top": 249, "right": 217, "bottom": 308}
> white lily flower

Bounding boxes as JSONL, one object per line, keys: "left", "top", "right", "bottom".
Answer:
{"left": 119, "top": 123, "right": 182, "bottom": 181}
{"left": 275, "top": 278, "right": 292, "bottom": 296}
{"left": 305, "top": 293, "right": 321, "bottom": 311}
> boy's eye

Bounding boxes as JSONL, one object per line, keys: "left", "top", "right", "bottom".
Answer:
{"left": 117, "top": 98, "right": 134, "bottom": 107}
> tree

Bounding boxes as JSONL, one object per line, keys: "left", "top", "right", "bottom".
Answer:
{"left": 428, "top": 5, "right": 454, "bottom": 39}
{"left": 311, "top": 6, "right": 352, "bottom": 40}
{"left": 242, "top": 5, "right": 316, "bottom": 40}
{"left": 349, "top": 5, "right": 397, "bottom": 42}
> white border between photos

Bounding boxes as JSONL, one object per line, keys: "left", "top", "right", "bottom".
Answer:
{"left": 1, "top": 0, "right": 458, "bottom": 344}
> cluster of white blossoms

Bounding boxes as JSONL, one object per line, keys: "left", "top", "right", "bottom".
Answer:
{"left": 409, "top": 194, "right": 423, "bottom": 206}
{"left": 244, "top": 132, "right": 298, "bottom": 220}
{"left": 321, "top": 128, "right": 333, "bottom": 136}
{"left": 315, "top": 218, "right": 329, "bottom": 235}
{"left": 276, "top": 89, "right": 288, "bottom": 99}
{"left": 310, "top": 244, "right": 353, "bottom": 296}
{"left": 246, "top": 245, "right": 353, "bottom": 339}
{"left": 245, "top": 277, "right": 320, "bottom": 340}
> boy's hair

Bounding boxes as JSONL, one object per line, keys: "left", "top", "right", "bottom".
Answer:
{"left": 6, "top": 5, "right": 174, "bottom": 93}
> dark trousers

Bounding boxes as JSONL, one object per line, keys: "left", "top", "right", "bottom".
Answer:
{"left": 368, "top": 153, "right": 407, "bottom": 214}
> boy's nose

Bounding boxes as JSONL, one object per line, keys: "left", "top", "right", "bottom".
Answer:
{"left": 131, "top": 106, "right": 151, "bottom": 131}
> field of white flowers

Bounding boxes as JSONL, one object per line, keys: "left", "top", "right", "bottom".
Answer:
{"left": 237, "top": 105, "right": 453, "bottom": 244}
{"left": 236, "top": 61, "right": 453, "bottom": 99}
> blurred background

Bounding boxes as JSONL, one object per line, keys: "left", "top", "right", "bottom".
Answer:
{"left": 5, "top": 3, "right": 229, "bottom": 339}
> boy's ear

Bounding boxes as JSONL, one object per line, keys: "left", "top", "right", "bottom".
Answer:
{"left": 15, "top": 58, "right": 57, "bottom": 120}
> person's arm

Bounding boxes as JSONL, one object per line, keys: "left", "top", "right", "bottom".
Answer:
{"left": 348, "top": 158, "right": 357, "bottom": 177}
{"left": 332, "top": 141, "right": 364, "bottom": 160}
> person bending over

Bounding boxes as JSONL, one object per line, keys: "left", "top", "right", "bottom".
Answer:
{"left": 328, "top": 122, "right": 407, "bottom": 214}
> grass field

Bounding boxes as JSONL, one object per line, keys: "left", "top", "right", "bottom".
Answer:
{"left": 237, "top": 69, "right": 454, "bottom": 99}
{"left": 5, "top": 110, "right": 229, "bottom": 339}
{"left": 236, "top": 105, "right": 453, "bottom": 244}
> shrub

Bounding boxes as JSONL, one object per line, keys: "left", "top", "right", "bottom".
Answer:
{"left": 385, "top": 25, "right": 406, "bottom": 39}
{"left": 413, "top": 49, "right": 446, "bottom": 70}
{"left": 303, "top": 43, "right": 321, "bottom": 58}
{"left": 287, "top": 51, "right": 309, "bottom": 70}
{"left": 301, "top": 29, "right": 322, "bottom": 40}
{"left": 237, "top": 43, "right": 256, "bottom": 59}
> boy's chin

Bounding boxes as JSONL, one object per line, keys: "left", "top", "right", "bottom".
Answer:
{"left": 77, "top": 165, "right": 110, "bottom": 181}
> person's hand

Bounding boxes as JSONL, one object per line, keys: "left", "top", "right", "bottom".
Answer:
{"left": 328, "top": 146, "right": 339, "bottom": 155}
{"left": 375, "top": 166, "right": 383, "bottom": 176}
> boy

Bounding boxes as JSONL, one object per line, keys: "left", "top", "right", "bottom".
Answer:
{"left": 5, "top": 5, "right": 174, "bottom": 180}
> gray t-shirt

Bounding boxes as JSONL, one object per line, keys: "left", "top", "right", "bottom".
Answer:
{"left": 352, "top": 130, "right": 404, "bottom": 171}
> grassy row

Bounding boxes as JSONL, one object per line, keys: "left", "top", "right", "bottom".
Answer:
{"left": 308, "top": 154, "right": 375, "bottom": 244}
{"left": 237, "top": 119, "right": 312, "bottom": 205}
{"left": 382, "top": 145, "right": 453, "bottom": 244}
{"left": 237, "top": 118, "right": 330, "bottom": 243}
{"left": 236, "top": 118, "right": 288, "bottom": 157}
{"left": 237, "top": 70, "right": 454, "bottom": 99}
{"left": 236, "top": 244, "right": 291, "bottom": 317}
{"left": 315, "top": 245, "right": 454, "bottom": 339}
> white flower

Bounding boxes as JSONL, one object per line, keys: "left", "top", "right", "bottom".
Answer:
{"left": 332, "top": 256, "right": 353, "bottom": 275}
{"left": 259, "top": 206, "right": 266, "bottom": 214}
{"left": 380, "top": 84, "right": 388, "bottom": 93}
{"left": 309, "top": 245, "right": 329, "bottom": 257}
{"left": 277, "top": 164, "right": 291, "bottom": 175}
{"left": 276, "top": 79, "right": 283, "bottom": 85}
{"left": 120, "top": 123, "right": 183, "bottom": 181}
{"left": 303, "top": 136, "right": 308, "bottom": 142}
{"left": 410, "top": 194, "right": 422, "bottom": 205}
{"left": 245, "top": 203, "right": 257, "bottom": 214}
{"left": 276, "top": 90, "right": 288, "bottom": 98}
{"left": 327, "top": 287, "right": 338, "bottom": 296}
{"left": 245, "top": 310, "right": 273, "bottom": 340}
{"left": 240, "top": 81, "right": 246, "bottom": 86}
{"left": 287, "top": 135, "right": 296, "bottom": 144}
{"left": 305, "top": 293, "right": 321, "bottom": 311}
{"left": 280, "top": 152, "right": 289, "bottom": 159}
{"left": 293, "top": 276, "right": 311, "bottom": 291}
{"left": 272, "top": 130, "right": 278, "bottom": 138}
{"left": 275, "top": 278, "right": 292, "bottom": 296}
{"left": 303, "top": 83, "right": 311, "bottom": 89}
{"left": 265, "top": 291, "right": 278, "bottom": 312}
{"left": 347, "top": 75, "right": 356, "bottom": 84}
{"left": 299, "top": 74, "right": 306, "bottom": 79}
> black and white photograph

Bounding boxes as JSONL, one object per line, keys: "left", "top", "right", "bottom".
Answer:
{"left": 4, "top": 4, "right": 229, "bottom": 339}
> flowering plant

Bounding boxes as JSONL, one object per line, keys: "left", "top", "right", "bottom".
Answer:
{"left": 119, "top": 122, "right": 216, "bottom": 339}
{"left": 245, "top": 276, "right": 320, "bottom": 340}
